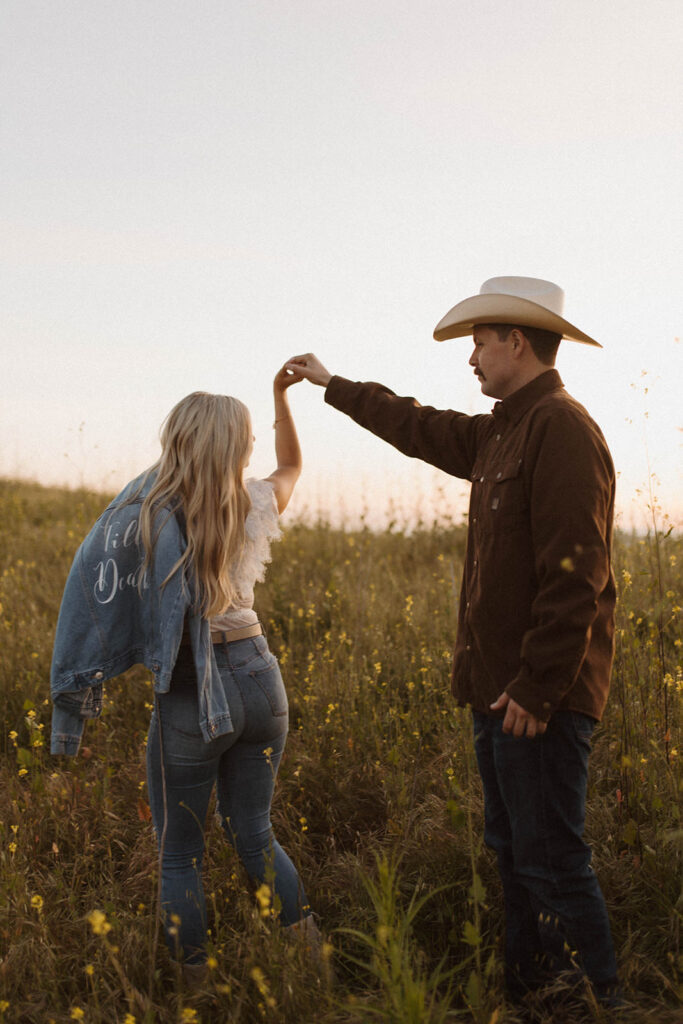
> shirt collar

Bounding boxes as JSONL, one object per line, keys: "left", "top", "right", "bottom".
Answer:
{"left": 493, "top": 369, "right": 564, "bottom": 425}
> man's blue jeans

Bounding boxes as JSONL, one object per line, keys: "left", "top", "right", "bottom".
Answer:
{"left": 147, "top": 635, "right": 310, "bottom": 964}
{"left": 472, "top": 710, "right": 619, "bottom": 999}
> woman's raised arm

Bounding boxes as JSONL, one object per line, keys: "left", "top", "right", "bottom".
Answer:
{"left": 266, "top": 364, "right": 303, "bottom": 513}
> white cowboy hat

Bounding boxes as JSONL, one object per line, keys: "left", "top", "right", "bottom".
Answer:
{"left": 433, "top": 276, "right": 601, "bottom": 347}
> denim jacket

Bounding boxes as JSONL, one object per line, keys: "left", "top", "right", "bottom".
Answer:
{"left": 50, "top": 473, "right": 234, "bottom": 755}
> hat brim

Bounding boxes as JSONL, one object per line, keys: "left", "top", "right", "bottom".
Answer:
{"left": 433, "top": 294, "right": 601, "bottom": 347}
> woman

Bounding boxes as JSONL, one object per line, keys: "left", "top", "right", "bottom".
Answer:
{"left": 51, "top": 364, "right": 315, "bottom": 982}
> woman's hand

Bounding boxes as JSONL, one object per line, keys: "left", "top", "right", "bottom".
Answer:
{"left": 274, "top": 363, "right": 304, "bottom": 393}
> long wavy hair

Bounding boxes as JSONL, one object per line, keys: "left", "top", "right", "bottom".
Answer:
{"left": 138, "top": 392, "right": 253, "bottom": 618}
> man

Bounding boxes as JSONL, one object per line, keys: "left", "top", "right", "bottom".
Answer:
{"left": 286, "top": 276, "right": 622, "bottom": 1008}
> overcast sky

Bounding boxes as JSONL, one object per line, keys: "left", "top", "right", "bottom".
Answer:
{"left": 1, "top": 0, "right": 681, "bottom": 528}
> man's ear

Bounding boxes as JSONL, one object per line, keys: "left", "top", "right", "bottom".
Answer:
{"left": 509, "top": 328, "right": 526, "bottom": 356}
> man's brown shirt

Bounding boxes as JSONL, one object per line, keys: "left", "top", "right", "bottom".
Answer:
{"left": 326, "top": 369, "right": 616, "bottom": 721}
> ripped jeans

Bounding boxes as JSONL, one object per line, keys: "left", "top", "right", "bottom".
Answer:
{"left": 147, "top": 635, "right": 309, "bottom": 964}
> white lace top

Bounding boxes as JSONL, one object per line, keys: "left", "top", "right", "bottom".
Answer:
{"left": 210, "top": 478, "right": 281, "bottom": 631}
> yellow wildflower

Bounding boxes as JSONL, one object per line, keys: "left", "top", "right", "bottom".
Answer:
{"left": 255, "top": 883, "right": 272, "bottom": 918}
{"left": 87, "top": 909, "right": 112, "bottom": 936}
{"left": 250, "top": 966, "right": 276, "bottom": 1008}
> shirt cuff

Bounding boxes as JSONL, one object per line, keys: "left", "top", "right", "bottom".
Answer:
{"left": 506, "top": 664, "right": 556, "bottom": 721}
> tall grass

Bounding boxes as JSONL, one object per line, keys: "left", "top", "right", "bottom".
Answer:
{"left": 0, "top": 478, "right": 680, "bottom": 1022}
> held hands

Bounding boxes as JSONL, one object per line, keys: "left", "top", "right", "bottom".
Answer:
{"left": 490, "top": 691, "right": 548, "bottom": 738}
{"left": 274, "top": 362, "right": 305, "bottom": 393}
{"left": 285, "top": 353, "right": 333, "bottom": 388}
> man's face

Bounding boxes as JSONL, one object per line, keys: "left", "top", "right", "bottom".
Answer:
{"left": 469, "top": 325, "right": 517, "bottom": 400}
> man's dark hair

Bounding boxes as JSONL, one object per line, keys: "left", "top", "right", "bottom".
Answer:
{"left": 484, "top": 323, "right": 562, "bottom": 366}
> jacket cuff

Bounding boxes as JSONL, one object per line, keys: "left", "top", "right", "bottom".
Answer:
{"left": 324, "top": 375, "right": 351, "bottom": 408}
{"left": 506, "top": 664, "right": 556, "bottom": 721}
{"left": 50, "top": 706, "right": 85, "bottom": 756}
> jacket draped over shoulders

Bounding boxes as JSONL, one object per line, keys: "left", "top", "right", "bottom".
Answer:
{"left": 50, "top": 472, "right": 234, "bottom": 755}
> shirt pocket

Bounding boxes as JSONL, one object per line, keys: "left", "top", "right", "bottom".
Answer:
{"left": 487, "top": 458, "right": 527, "bottom": 526}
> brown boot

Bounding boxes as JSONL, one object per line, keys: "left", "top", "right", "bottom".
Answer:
{"left": 285, "top": 914, "right": 334, "bottom": 986}
{"left": 182, "top": 961, "right": 209, "bottom": 992}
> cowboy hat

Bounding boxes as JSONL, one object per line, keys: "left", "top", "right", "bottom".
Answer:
{"left": 433, "top": 276, "right": 601, "bottom": 347}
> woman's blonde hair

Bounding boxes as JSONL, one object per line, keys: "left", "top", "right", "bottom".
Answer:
{"left": 138, "top": 391, "right": 253, "bottom": 618}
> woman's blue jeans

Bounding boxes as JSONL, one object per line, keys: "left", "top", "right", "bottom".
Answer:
{"left": 472, "top": 710, "right": 619, "bottom": 1000}
{"left": 146, "top": 634, "right": 310, "bottom": 964}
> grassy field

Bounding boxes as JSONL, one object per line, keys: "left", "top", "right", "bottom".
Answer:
{"left": 0, "top": 478, "right": 680, "bottom": 1023}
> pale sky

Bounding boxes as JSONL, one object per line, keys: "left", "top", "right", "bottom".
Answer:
{"left": 1, "top": 0, "right": 681, "bottom": 529}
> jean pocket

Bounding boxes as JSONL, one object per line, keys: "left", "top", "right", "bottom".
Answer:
{"left": 158, "top": 689, "right": 204, "bottom": 741}
{"left": 249, "top": 661, "right": 288, "bottom": 718}
{"left": 569, "top": 711, "right": 596, "bottom": 743}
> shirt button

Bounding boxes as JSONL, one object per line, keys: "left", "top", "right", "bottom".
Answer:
{"left": 542, "top": 702, "right": 551, "bottom": 711}
{"left": 479, "top": 476, "right": 485, "bottom": 483}
{"left": 495, "top": 434, "right": 501, "bottom": 441}
{"left": 465, "top": 645, "right": 471, "bottom": 651}
{"left": 94, "top": 671, "right": 104, "bottom": 680}
{"left": 496, "top": 471, "right": 502, "bottom": 479}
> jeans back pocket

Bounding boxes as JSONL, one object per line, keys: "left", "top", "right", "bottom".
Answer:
{"left": 249, "top": 661, "right": 288, "bottom": 718}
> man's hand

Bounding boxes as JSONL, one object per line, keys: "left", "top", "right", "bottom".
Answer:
{"left": 285, "top": 353, "right": 332, "bottom": 388}
{"left": 490, "top": 691, "right": 548, "bottom": 738}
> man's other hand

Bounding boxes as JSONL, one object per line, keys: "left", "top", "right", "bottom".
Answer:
{"left": 490, "top": 691, "right": 548, "bottom": 738}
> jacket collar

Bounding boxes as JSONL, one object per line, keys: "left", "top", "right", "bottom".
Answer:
{"left": 492, "top": 369, "right": 563, "bottom": 425}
